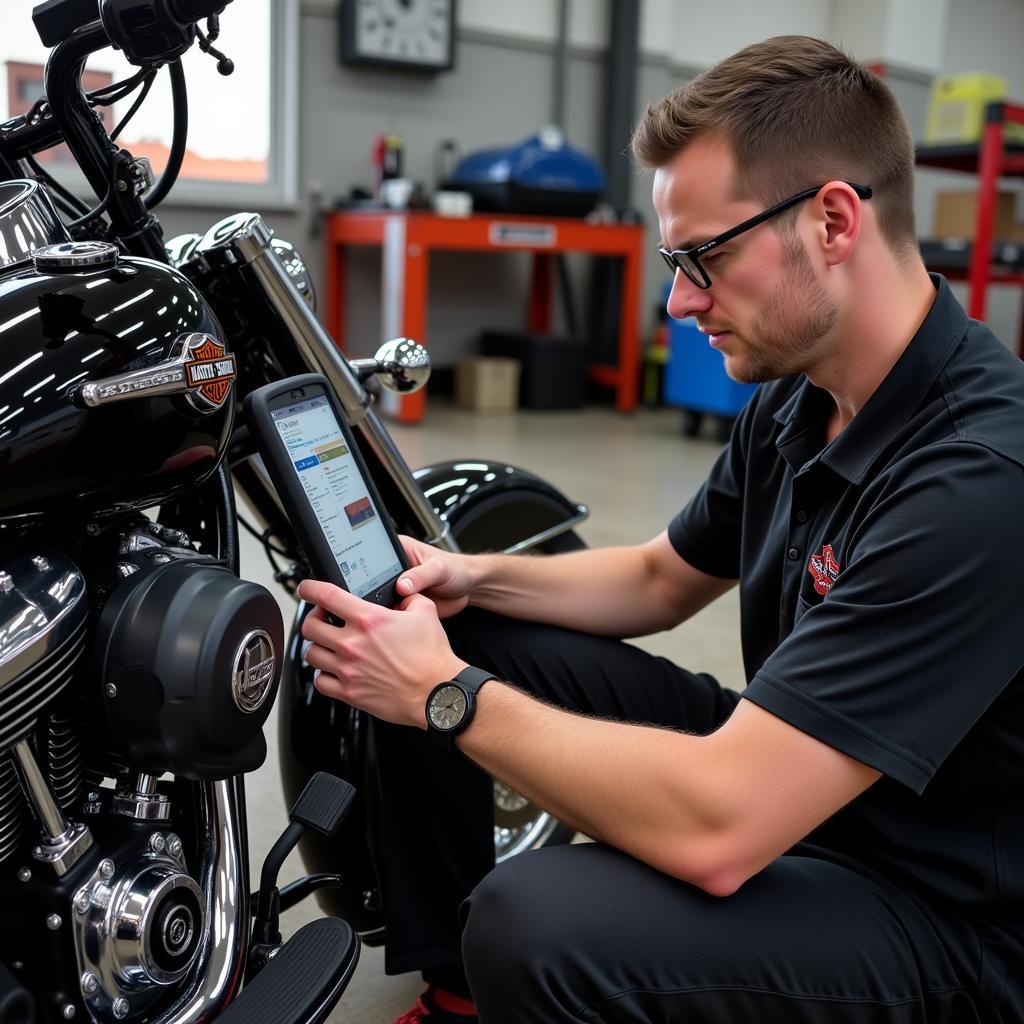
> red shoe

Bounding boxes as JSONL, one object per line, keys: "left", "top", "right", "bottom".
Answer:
{"left": 393, "top": 986, "right": 478, "bottom": 1023}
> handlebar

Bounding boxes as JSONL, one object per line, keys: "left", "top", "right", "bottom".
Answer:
{"left": 6, "top": 0, "right": 234, "bottom": 260}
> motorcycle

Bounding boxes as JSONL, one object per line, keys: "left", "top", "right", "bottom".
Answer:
{"left": 0, "top": 0, "right": 586, "bottom": 1018}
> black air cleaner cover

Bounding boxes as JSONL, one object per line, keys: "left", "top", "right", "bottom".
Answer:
{"left": 95, "top": 559, "right": 284, "bottom": 779}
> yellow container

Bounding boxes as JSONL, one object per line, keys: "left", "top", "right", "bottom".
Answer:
{"left": 924, "top": 72, "right": 1024, "bottom": 146}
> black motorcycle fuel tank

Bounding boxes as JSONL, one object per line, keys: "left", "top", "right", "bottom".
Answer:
{"left": 0, "top": 240, "right": 235, "bottom": 523}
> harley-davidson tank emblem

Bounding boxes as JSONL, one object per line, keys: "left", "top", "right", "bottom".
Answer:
{"left": 79, "top": 331, "right": 236, "bottom": 413}
{"left": 182, "top": 335, "right": 236, "bottom": 409}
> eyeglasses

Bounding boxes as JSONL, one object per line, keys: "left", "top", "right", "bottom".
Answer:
{"left": 658, "top": 182, "right": 873, "bottom": 289}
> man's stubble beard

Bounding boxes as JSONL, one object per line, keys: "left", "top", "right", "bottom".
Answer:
{"left": 724, "top": 236, "right": 839, "bottom": 384}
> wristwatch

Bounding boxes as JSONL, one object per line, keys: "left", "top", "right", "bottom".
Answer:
{"left": 425, "top": 666, "right": 496, "bottom": 750}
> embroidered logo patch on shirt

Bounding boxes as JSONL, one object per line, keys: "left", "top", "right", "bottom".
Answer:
{"left": 808, "top": 544, "right": 841, "bottom": 596}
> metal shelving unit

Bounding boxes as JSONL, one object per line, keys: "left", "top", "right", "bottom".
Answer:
{"left": 915, "top": 100, "right": 1024, "bottom": 352}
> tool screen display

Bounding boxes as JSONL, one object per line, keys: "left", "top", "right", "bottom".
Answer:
{"left": 272, "top": 395, "right": 403, "bottom": 597}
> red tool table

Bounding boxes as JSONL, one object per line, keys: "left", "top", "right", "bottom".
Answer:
{"left": 323, "top": 210, "right": 646, "bottom": 422}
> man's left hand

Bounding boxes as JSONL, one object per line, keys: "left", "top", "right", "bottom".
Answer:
{"left": 298, "top": 580, "right": 469, "bottom": 729}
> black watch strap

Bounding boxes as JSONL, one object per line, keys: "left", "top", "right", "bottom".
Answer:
{"left": 453, "top": 665, "right": 496, "bottom": 695}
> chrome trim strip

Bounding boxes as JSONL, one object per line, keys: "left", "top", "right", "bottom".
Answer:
{"left": 158, "top": 780, "right": 247, "bottom": 1024}
{"left": 500, "top": 506, "right": 589, "bottom": 556}
{"left": 79, "top": 333, "right": 236, "bottom": 411}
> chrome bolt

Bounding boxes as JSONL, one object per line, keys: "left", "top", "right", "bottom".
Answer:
{"left": 11, "top": 962, "right": 22, "bottom": 970}
{"left": 74, "top": 889, "right": 91, "bottom": 915}
{"left": 112, "top": 997, "right": 129, "bottom": 1019}
{"left": 81, "top": 972, "right": 98, "bottom": 995}
{"left": 167, "top": 835, "right": 183, "bottom": 858}
{"left": 86, "top": 523, "right": 101, "bottom": 536}
{"left": 116, "top": 180, "right": 128, "bottom": 193}
{"left": 46, "top": 913, "right": 61, "bottom": 930}
{"left": 31, "top": 555, "right": 51, "bottom": 572}
{"left": 86, "top": 791, "right": 100, "bottom": 803}
{"left": 149, "top": 833, "right": 166, "bottom": 854}
{"left": 0, "top": 571, "right": 13, "bottom": 593}
{"left": 16, "top": 866, "right": 30, "bottom": 882}
{"left": 104, "top": 683, "right": 117, "bottom": 699}
{"left": 62, "top": 1004, "right": 76, "bottom": 1019}
{"left": 99, "top": 859, "right": 115, "bottom": 880}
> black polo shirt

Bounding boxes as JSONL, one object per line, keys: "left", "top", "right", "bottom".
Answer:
{"left": 668, "top": 276, "right": 1024, "bottom": 943}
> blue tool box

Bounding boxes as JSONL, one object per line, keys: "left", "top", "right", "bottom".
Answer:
{"left": 662, "top": 282, "right": 757, "bottom": 419}
{"left": 663, "top": 315, "right": 757, "bottom": 416}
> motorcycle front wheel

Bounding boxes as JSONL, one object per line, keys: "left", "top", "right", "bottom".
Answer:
{"left": 445, "top": 487, "right": 582, "bottom": 861}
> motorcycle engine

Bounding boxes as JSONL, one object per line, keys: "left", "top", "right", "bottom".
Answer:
{"left": 0, "top": 525, "right": 282, "bottom": 1021}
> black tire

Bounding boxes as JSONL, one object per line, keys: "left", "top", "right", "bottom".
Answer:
{"left": 449, "top": 488, "right": 582, "bottom": 859}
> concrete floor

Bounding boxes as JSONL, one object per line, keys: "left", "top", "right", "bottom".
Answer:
{"left": 239, "top": 400, "right": 746, "bottom": 1022}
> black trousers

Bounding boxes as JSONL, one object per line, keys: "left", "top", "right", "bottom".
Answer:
{"left": 373, "top": 608, "right": 996, "bottom": 1022}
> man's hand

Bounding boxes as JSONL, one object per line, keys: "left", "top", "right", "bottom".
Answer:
{"left": 395, "top": 536, "right": 478, "bottom": 618}
{"left": 298, "top": 579, "right": 469, "bottom": 728}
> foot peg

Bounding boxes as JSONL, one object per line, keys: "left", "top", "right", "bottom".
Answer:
{"left": 248, "top": 773, "right": 356, "bottom": 977}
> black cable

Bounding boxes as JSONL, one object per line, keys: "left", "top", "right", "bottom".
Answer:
{"left": 87, "top": 67, "right": 151, "bottom": 105}
{"left": 236, "top": 512, "right": 291, "bottom": 557}
{"left": 64, "top": 153, "right": 120, "bottom": 230}
{"left": 65, "top": 187, "right": 112, "bottom": 230}
{"left": 145, "top": 59, "right": 187, "bottom": 210}
{"left": 24, "top": 154, "right": 92, "bottom": 216}
{"left": 111, "top": 69, "right": 156, "bottom": 141}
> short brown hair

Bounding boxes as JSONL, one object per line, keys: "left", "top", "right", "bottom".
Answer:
{"left": 631, "top": 36, "right": 917, "bottom": 257}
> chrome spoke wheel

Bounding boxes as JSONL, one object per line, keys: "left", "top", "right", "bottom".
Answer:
{"left": 493, "top": 780, "right": 564, "bottom": 861}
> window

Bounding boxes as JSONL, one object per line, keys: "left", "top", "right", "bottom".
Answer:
{"left": 0, "top": 1, "right": 297, "bottom": 207}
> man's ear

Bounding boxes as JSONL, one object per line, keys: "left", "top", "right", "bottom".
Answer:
{"left": 815, "top": 181, "right": 863, "bottom": 267}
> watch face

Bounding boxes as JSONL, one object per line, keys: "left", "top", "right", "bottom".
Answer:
{"left": 344, "top": 0, "right": 455, "bottom": 71}
{"left": 428, "top": 683, "right": 467, "bottom": 731}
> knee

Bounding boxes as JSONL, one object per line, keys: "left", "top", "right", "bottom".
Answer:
{"left": 460, "top": 850, "right": 596, "bottom": 1021}
{"left": 460, "top": 858, "right": 541, "bottom": 985}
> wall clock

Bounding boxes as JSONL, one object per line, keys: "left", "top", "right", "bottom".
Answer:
{"left": 340, "top": 0, "right": 457, "bottom": 73}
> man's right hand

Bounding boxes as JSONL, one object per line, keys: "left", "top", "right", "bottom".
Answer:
{"left": 396, "top": 536, "right": 478, "bottom": 619}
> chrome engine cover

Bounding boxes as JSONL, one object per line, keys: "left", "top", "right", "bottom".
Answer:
{"left": 73, "top": 836, "right": 207, "bottom": 1020}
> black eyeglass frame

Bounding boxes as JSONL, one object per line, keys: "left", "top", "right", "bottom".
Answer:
{"left": 658, "top": 181, "right": 873, "bottom": 289}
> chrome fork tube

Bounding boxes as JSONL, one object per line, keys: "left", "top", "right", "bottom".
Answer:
{"left": 234, "top": 240, "right": 456, "bottom": 550}
{"left": 160, "top": 779, "right": 247, "bottom": 1024}
{"left": 356, "top": 406, "right": 459, "bottom": 551}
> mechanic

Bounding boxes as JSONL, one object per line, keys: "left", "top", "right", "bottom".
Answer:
{"left": 300, "top": 34, "right": 1024, "bottom": 1024}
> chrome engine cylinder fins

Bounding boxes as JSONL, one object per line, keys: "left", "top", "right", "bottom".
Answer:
{"left": 0, "top": 549, "right": 88, "bottom": 754}
{"left": 0, "top": 754, "right": 24, "bottom": 863}
{"left": 46, "top": 713, "right": 85, "bottom": 811}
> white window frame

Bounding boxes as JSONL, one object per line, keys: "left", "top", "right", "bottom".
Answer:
{"left": 161, "top": 0, "right": 300, "bottom": 210}
{"left": 5, "top": 0, "right": 300, "bottom": 213}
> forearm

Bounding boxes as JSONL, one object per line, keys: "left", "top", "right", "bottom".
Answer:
{"left": 457, "top": 682, "right": 735, "bottom": 891}
{"left": 466, "top": 545, "right": 679, "bottom": 637}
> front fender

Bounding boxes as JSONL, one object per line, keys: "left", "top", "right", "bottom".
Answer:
{"left": 412, "top": 459, "right": 588, "bottom": 554}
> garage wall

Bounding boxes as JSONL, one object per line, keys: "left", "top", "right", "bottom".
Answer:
{"left": 155, "top": 0, "right": 1024, "bottom": 370}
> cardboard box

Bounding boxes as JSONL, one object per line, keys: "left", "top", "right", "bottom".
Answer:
{"left": 933, "top": 190, "right": 1024, "bottom": 242}
{"left": 455, "top": 357, "right": 520, "bottom": 412}
{"left": 924, "top": 72, "right": 1024, "bottom": 146}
